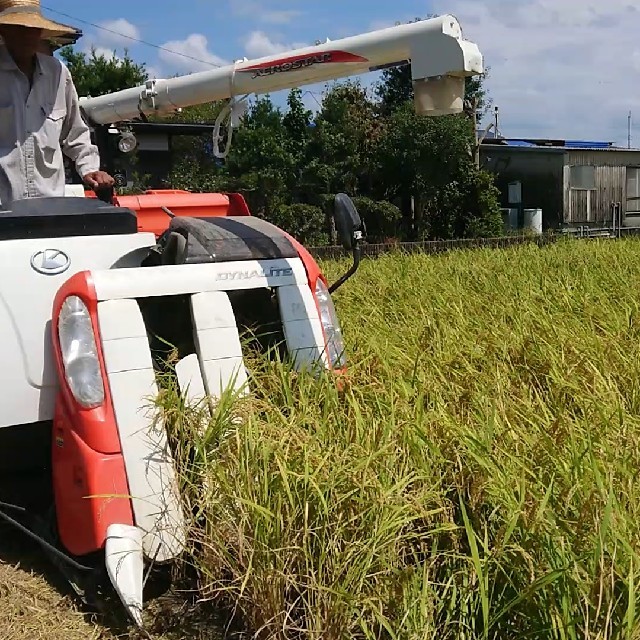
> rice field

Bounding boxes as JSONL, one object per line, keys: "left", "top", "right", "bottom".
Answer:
{"left": 157, "top": 236, "right": 640, "bottom": 639}
{"left": 3, "top": 235, "right": 640, "bottom": 639}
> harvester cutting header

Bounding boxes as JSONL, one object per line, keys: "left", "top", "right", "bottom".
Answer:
{"left": 0, "top": 10, "right": 485, "bottom": 630}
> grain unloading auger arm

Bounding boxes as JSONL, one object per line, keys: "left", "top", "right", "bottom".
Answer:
{"left": 79, "top": 14, "right": 483, "bottom": 157}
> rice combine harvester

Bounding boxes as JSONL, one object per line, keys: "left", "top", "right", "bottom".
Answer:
{"left": 0, "top": 15, "right": 484, "bottom": 626}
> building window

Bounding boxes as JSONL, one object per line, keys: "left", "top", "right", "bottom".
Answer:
{"left": 568, "top": 165, "right": 597, "bottom": 222}
{"left": 569, "top": 165, "right": 596, "bottom": 190}
{"left": 627, "top": 167, "right": 640, "bottom": 214}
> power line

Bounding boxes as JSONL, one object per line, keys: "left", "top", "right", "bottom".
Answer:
{"left": 41, "top": 5, "right": 222, "bottom": 68}
{"left": 301, "top": 90, "right": 323, "bottom": 108}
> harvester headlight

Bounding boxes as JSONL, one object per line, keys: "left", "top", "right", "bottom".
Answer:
{"left": 118, "top": 131, "right": 138, "bottom": 154}
{"left": 314, "top": 278, "right": 346, "bottom": 368}
{"left": 58, "top": 296, "right": 105, "bottom": 409}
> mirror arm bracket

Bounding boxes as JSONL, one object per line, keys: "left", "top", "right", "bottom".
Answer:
{"left": 329, "top": 230, "right": 362, "bottom": 294}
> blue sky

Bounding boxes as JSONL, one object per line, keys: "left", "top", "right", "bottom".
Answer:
{"left": 42, "top": 0, "right": 640, "bottom": 147}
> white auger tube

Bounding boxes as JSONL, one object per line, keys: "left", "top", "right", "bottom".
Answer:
{"left": 79, "top": 14, "right": 483, "bottom": 125}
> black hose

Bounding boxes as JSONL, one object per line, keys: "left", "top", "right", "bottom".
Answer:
{"left": 0, "top": 507, "right": 93, "bottom": 574}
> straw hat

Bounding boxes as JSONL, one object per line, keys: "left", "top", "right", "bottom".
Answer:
{"left": 0, "top": 0, "right": 78, "bottom": 38}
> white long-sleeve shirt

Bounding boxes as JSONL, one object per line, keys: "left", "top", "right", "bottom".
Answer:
{"left": 0, "top": 45, "right": 100, "bottom": 209}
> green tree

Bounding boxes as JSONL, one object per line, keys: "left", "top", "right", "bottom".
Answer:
{"left": 303, "top": 80, "right": 381, "bottom": 201}
{"left": 281, "top": 88, "right": 313, "bottom": 202}
{"left": 374, "top": 101, "right": 501, "bottom": 240}
{"left": 58, "top": 45, "right": 148, "bottom": 97}
{"left": 282, "top": 88, "right": 312, "bottom": 160}
{"left": 222, "top": 95, "right": 296, "bottom": 219}
{"left": 351, "top": 196, "right": 402, "bottom": 243}
{"left": 275, "top": 203, "right": 329, "bottom": 245}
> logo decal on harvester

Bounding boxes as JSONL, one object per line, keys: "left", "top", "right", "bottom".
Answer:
{"left": 239, "top": 50, "right": 368, "bottom": 79}
{"left": 30, "top": 249, "right": 71, "bottom": 275}
{"left": 215, "top": 266, "right": 294, "bottom": 281}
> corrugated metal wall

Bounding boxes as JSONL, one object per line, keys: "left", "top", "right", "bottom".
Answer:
{"left": 564, "top": 150, "right": 640, "bottom": 224}
{"left": 568, "top": 150, "right": 640, "bottom": 166}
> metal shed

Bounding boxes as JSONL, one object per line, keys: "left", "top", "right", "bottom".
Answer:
{"left": 480, "top": 138, "right": 640, "bottom": 229}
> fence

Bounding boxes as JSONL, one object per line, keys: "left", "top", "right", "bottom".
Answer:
{"left": 307, "top": 227, "right": 640, "bottom": 261}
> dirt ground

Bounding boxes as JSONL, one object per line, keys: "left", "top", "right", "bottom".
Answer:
{"left": 0, "top": 472, "right": 234, "bottom": 640}
{"left": 0, "top": 547, "right": 115, "bottom": 640}
{"left": 0, "top": 521, "right": 238, "bottom": 640}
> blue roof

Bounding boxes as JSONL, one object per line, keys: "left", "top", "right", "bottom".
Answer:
{"left": 504, "top": 140, "right": 538, "bottom": 147}
{"left": 562, "top": 140, "right": 611, "bottom": 149}
{"left": 486, "top": 137, "right": 616, "bottom": 150}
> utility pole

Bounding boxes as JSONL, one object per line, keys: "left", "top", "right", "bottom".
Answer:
{"left": 629, "top": 110, "right": 632, "bottom": 149}
{"left": 473, "top": 106, "right": 498, "bottom": 168}
{"left": 473, "top": 97, "right": 478, "bottom": 167}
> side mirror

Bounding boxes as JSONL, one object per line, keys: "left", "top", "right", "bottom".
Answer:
{"left": 334, "top": 192, "right": 362, "bottom": 250}
{"left": 329, "top": 193, "right": 365, "bottom": 294}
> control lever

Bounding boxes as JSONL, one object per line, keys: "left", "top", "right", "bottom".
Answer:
{"left": 94, "top": 185, "right": 115, "bottom": 204}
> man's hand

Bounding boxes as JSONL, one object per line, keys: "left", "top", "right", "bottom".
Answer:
{"left": 82, "top": 170, "right": 115, "bottom": 190}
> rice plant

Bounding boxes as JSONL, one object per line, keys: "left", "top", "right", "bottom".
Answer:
{"left": 157, "top": 237, "right": 640, "bottom": 640}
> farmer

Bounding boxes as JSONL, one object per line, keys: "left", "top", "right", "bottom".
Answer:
{"left": 0, "top": 0, "right": 114, "bottom": 209}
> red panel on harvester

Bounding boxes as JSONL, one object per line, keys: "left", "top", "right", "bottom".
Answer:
{"left": 112, "top": 190, "right": 252, "bottom": 237}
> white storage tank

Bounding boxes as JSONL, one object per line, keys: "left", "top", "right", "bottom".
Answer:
{"left": 523, "top": 208, "right": 542, "bottom": 235}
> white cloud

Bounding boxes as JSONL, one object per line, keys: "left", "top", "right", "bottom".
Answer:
{"left": 76, "top": 18, "right": 228, "bottom": 80}
{"left": 145, "top": 65, "right": 162, "bottom": 80}
{"left": 95, "top": 18, "right": 141, "bottom": 46}
{"left": 158, "top": 34, "right": 228, "bottom": 73}
{"left": 78, "top": 17, "right": 140, "bottom": 61}
{"left": 430, "top": 0, "right": 640, "bottom": 145}
{"left": 243, "top": 30, "right": 307, "bottom": 59}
